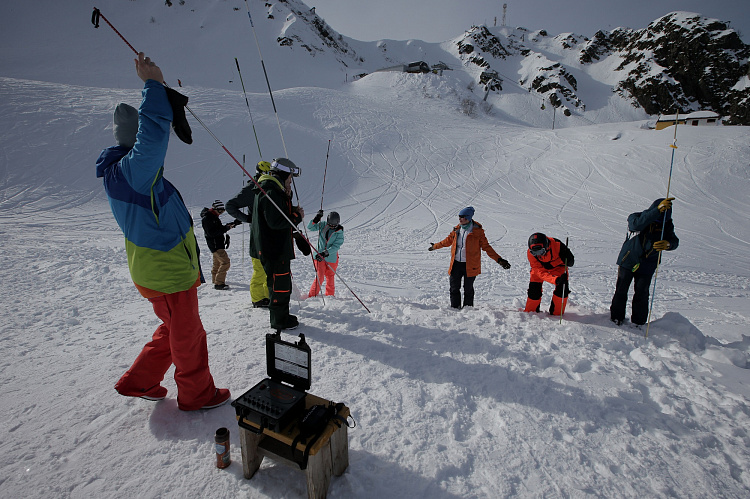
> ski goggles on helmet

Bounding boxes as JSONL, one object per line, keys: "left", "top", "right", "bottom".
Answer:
{"left": 529, "top": 244, "right": 547, "bottom": 257}
{"left": 271, "top": 159, "right": 301, "bottom": 177}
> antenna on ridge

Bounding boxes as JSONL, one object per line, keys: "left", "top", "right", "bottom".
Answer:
{"left": 502, "top": 3, "right": 507, "bottom": 27}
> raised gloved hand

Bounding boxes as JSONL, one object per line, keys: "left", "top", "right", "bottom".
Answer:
{"left": 315, "top": 250, "right": 329, "bottom": 262}
{"left": 657, "top": 197, "right": 675, "bottom": 212}
{"left": 428, "top": 243, "right": 435, "bottom": 251}
{"left": 652, "top": 240, "right": 670, "bottom": 251}
{"left": 312, "top": 209, "right": 324, "bottom": 223}
{"left": 164, "top": 86, "right": 193, "bottom": 145}
{"left": 555, "top": 273, "right": 568, "bottom": 286}
{"left": 497, "top": 257, "right": 511, "bottom": 269}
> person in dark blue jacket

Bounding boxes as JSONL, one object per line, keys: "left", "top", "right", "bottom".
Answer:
{"left": 610, "top": 197, "right": 679, "bottom": 325}
{"left": 96, "top": 53, "right": 229, "bottom": 410}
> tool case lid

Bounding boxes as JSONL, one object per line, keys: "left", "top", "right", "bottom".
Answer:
{"left": 266, "top": 331, "right": 311, "bottom": 391}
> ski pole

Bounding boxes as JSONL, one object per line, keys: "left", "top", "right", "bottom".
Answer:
{"left": 645, "top": 112, "right": 679, "bottom": 338}
{"left": 307, "top": 140, "right": 332, "bottom": 303}
{"left": 321, "top": 139, "right": 331, "bottom": 210}
{"left": 90, "top": 8, "right": 291, "bottom": 229}
{"left": 243, "top": 0, "right": 288, "bottom": 158}
{"left": 92, "top": 8, "right": 137, "bottom": 54}
{"left": 322, "top": 256, "right": 371, "bottom": 313}
{"left": 239, "top": 0, "right": 314, "bottom": 269}
{"left": 241, "top": 155, "right": 246, "bottom": 266}
{"left": 560, "top": 236, "right": 569, "bottom": 324}
{"left": 234, "top": 58, "right": 263, "bottom": 159}
{"left": 291, "top": 174, "right": 326, "bottom": 307}
{"left": 241, "top": 0, "right": 325, "bottom": 300}
{"left": 91, "top": 8, "right": 370, "bottom": 313}
{"left": 239, "top": 0, "right": 320, "bottom": 293}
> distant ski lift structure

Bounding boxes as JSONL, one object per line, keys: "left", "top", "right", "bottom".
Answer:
{"left": 375, "top": 61, "right": 431, "bottom": 74}
{"left": 432, "top": 61, "right": 452, "bottom": 75}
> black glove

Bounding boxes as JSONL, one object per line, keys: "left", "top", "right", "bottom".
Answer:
{"left": 428, "top": 243, "right": 435, "bottom": 251}
{"left": 225, "top": 234, "right": 230, "bottom": 249}
{"left": 231, "top": 219, "right": 242, "bottom": 227}
{"left": 164, "top": 86, "right": 192, "bottom": 145}
{"left": 293, "top": 232, "right": 311, "bottom": 256}
{"left": 312, "top": 210, "right": 324, "bottom": 223}
{"left": 497, "top": 257, "right": 511, "bottom": 269}
{"left": 315, "top": 250, "right": 329, "bottom": 262}
{"left": 555, "top": 273, "right": 568, "bottom": 286}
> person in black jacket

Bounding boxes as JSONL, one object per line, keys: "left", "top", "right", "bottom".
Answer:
{"left": 200, "top": 200, "right": 239, "bottom": 290}
{"left": 250, "top": 158, "right": 305, "bottom": 330}
{"left": 225, "top": 161, "right": 271, "bottom": 307}
{"left": 610, "top": 197, "right": 679, "bottom": 325}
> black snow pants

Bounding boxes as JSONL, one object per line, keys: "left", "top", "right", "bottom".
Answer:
{"left": 449, "top": 261, "right": 476, "bottom": 309}
{"left": 610, "top": 266, "right": 654, "bottom": 325}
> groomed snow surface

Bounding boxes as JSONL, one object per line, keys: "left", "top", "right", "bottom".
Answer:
{"left": 1, "top": 1, "right": 749, "bottom": 498}
{"left": 2, "top": 73, "right": 749, "bottom": 498}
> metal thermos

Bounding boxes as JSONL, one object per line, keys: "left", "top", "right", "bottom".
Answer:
{"left": 215, "top": 427, "right": 231, "bottom": 469}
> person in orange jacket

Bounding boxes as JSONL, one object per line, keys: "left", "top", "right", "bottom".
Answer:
{"left": 429, "top": 206, "right": 511, "bottom": 309}
{"left": 524, "top": 232, "right": 574, "bottom": 315}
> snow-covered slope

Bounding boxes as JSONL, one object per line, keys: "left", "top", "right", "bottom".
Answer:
{"left": 1, "top": 1, "right": 749, "bottom": 498}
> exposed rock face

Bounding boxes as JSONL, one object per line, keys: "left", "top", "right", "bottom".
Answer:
{"left": 605, "top": 13, "right": 750, "bottom": 124}
{"left": 452, "top": 13, "right": 749, "bottom": 124}
{"left": 264, "top": 2, "right": 750, "bottom": 124}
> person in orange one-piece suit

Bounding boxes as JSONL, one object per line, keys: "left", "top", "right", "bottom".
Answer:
{"left": 524, "top": 232, "right": 574, "bottom": 316}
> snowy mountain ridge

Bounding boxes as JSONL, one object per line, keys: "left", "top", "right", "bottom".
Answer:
{"left": 251, "top": 2, "right": 750, "bottom": 124}
{"left": 2, "top": 1, "right": 748, "bottom": 127}
{"left": 447, "top": 13, "right": 750, "bottom": 124}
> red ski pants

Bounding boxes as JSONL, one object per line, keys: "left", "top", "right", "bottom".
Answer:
{"left": 115, "top": 287, "right": 217, "bottom": 410}
{"left": 308, "top": 257, "right": 338, "bottom": 297}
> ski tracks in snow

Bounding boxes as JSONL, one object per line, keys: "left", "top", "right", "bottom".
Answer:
{"left": 288, "top": 292, "right": 750, "bottom": 497}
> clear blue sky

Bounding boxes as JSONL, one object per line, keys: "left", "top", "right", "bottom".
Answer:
{"left": 308, "top": 0, "right": 750, "bottom": 42}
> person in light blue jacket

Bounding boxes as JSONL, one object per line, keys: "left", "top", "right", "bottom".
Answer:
{"left": 307, "top": 211, "right": 344, "bottom": 297}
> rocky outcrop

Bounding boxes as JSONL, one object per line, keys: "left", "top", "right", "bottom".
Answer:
{"left": 609, "top": 13, "right": 750, "bottom": 121}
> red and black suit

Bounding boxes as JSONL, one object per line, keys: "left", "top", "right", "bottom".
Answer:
{"left": 524, "top": 237, "right": 574, "bottom": 315}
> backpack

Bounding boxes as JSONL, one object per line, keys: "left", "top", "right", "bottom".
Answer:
{"left": 617, "top": 231, "right": 644, "bottom": 272}
{"left": 291, "top": 402, "right": 354, "bottom": 470}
